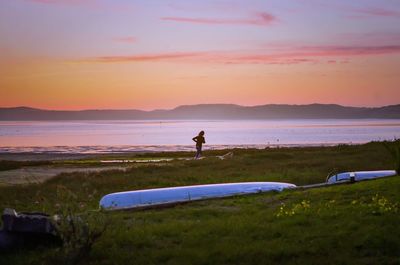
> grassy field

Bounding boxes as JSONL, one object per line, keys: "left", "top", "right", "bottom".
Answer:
{"left": 0, "top": 142, "right": 399, "bottom": 264}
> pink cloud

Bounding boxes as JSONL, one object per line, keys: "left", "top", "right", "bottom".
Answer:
{"left": 297, "top": 45, "right": 400, "bottom": 56}
{"left": 337, "top": 32, "right": 400, "bottom": 44}
{"left": 82, "top": 45, "right": 400, "bottom": 65}
{"left": 354, "top": 7, "right": 400, "bottom": 18}
{"left": 161, "top": 12, "right": 276, "bottom": 26}
{"left": 113, "top": 37, "right": 136, "bottom": 44}
{"left": 26, "top": 0, "right": 95, "bottom": 5}
{"left": 91, "top": 52, "right": 209, "bottom": 63}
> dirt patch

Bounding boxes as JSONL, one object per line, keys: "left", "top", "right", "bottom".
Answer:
{"left": 0, "top": 165, "right": 128, "bottom": 185}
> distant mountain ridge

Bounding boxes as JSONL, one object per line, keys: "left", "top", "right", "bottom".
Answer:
{"left": 1, "top": 104, "right": 400, "bottom": 120}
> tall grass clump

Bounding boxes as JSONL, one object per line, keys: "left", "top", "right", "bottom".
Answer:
{"left": 383, "top": 139, "right": 400, "bottom": 174}
{"left": 43, "top": 185, "right": 109, "bottom": 265}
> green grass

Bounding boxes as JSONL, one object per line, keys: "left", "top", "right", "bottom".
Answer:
{"left": 0, "top": 142, "right": 399, "bottom": 264}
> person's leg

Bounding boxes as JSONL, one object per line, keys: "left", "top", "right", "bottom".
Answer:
{"left": 195, "top": 146, "right": 201, "bottom": 159}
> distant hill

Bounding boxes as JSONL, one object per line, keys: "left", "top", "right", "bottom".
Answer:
{"left": 1, "top": 104, "right": 400, "bottom": 120}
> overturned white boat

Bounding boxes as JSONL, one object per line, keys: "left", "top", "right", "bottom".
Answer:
{"left": 327, "top": 170, "right": 396, "bottom": 184}
{"left": 100, "top": 182, "right": 296, "bottom": 210}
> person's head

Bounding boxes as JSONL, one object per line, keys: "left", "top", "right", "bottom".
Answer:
{"left": 199, "top": 130, "right": 205, "bottom": 136}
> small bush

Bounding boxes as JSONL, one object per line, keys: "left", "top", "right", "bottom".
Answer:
{"left": 382, "top": 139, "right": 400, "bottom": 174}
{"left": 45, "top": 185, "right": 109, "bottom": 265}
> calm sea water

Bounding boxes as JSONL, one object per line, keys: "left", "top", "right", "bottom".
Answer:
{"left": 0, "top": 120, "right": 399, "bottom": 153}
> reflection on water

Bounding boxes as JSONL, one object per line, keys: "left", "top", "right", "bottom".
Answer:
{"left": 0, "top": 119, "right": 399, "bottom": 153}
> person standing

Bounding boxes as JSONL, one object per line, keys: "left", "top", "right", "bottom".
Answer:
{"left": 192, "top": 131, "right": 206, "bottom": 159}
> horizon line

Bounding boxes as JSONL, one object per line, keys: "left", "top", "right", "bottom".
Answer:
{"left": 1, "top": 103, "right": 399, "bottom": 112}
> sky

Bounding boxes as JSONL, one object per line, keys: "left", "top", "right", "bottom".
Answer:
{"left": 1, "top": 0, "right": 400, "bottom": 110}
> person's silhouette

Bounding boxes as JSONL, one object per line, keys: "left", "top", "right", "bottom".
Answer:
{"left": 192, "top": 131, "right": 206, "bottom": 159}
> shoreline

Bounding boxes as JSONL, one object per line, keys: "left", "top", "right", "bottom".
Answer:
{"left": 0, "top": 142, "right": 372, "bottom": 162}
{"left": 0, "top": 142, "right": 357, "bottom": 154}
{"left": 0, "top": 141, "right": 390, "bottom": 185}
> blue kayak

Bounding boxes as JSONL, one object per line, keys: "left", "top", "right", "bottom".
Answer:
{"left": 327, "top": 170, "right": 396, "bottom": 184}
{"left": 100, "top": 182, "right": 296, "bottom": 210}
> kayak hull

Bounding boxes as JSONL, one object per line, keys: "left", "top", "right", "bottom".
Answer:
{"left": 100, "top": 182, "right": 296, "bottom": 210}
{"left": 327, "top": 170, "right": 396, "bottom": 184}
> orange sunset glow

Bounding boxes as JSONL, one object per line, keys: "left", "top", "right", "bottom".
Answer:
{"left": 1, "top": 2, "right": 400, "bottom": 263}
{"left": 1, "top": 0, "right": 400, "bottom": 110}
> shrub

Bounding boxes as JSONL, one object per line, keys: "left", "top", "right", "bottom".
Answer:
{"left": 46, "top": 185, "right": 110, "bottom": 265}
{"left": 383, "top": 139, "right": 400, "bottom": 174}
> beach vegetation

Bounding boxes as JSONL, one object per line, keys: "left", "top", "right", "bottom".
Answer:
{"left": 0, "top": 143, "right": 399, "bottom": 264}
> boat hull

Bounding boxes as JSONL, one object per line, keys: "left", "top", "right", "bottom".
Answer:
{"left": 100, "top": 182, "right": 296, "bottom": 210}
{"left": 327, "top": 170, "right": 396, "bottom": 184}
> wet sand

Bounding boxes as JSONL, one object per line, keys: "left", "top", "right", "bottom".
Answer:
{"left": 0, "top": 151, "right": 233, "bottom": 185}
{"left": 0, "top": 152, "right": 154, "bottom": 161}
{"left": 0, "top": 152, "right": 178, "bottom": 185}
{"left": 0, "top": 152, "right": 148, "bottom": 185}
